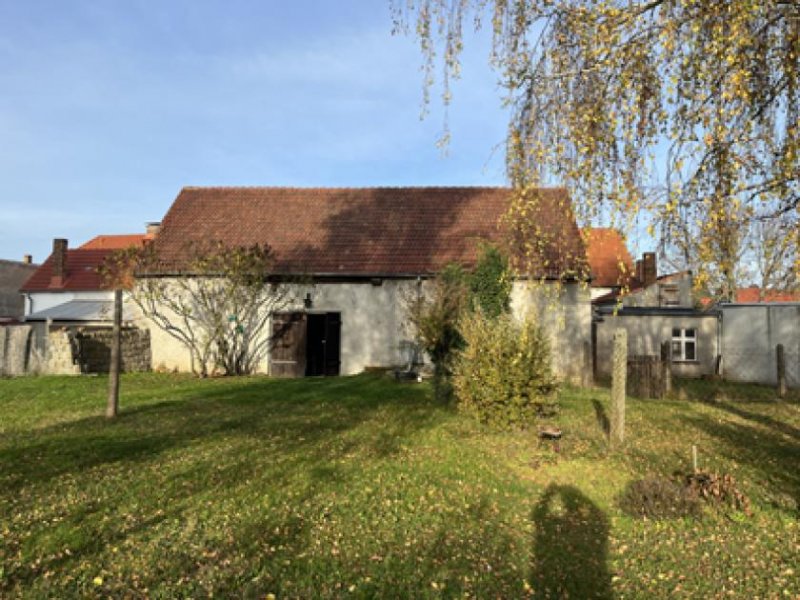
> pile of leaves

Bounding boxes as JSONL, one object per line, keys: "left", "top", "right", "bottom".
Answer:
{"left": 620, "top": 471, "right": 751, "bottom": 519}
{"left": 684, "top": 472, "right": 752, "bottom": 516}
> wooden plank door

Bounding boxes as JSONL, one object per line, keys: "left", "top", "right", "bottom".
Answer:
{"left": 270, "top": 312, "right": 307, "bottom": 377}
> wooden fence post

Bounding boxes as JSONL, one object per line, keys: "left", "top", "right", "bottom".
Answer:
{"left": 610, "top": 329, "right": 627, "bottom": 448}
{"left": 106, "top": 289, "right": 122, "bottom": 418}
{"left": 661, "top": 341, "right": 672, "bottom": 396}
{"left": 776, "top": 344, "right": 786, "bottom": 399}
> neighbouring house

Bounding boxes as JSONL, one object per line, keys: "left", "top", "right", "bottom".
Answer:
{"left": 583, "top": 228, "right": 634, "bottom": 300}
{"left": 592, "top": 251, "right": 722, "bottom": 379}
{"left": 20, "top": 238, "right": 137, "bottom": 320}
{"left": 0, "top": 255, "right": 38, "bottom": 324}
{"left": 9, "top": 231, "right": 157, "bottom": 375}
{"left": 139, "top": 186, "right": 592, "bottom": 382}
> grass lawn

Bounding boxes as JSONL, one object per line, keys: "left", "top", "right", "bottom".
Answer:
{"left": 0, "top": 373, "right": 798, "bottom": 598}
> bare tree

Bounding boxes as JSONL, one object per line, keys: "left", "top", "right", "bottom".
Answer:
{"left": 103, "top": 241, "right": 294, "bottom": 377}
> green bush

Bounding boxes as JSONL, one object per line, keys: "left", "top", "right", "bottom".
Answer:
{"left": 452, "top": 311, "right": 557, "bottom": 429}
{"left": 469, "top": 243, "right": 511, "bottom": 318}
{"left": 405, "top": 263, "right": 468, "bottom": 401}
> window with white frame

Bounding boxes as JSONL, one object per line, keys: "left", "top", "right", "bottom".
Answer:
{"left": 671, "top": 327, "right": 697, "bottom": 361}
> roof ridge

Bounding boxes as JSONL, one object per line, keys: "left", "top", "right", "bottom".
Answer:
{"left": 179, "top": 185, "right": 568, "bottom": 192}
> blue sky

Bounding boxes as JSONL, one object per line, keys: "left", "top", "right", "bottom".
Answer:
{"left": 0, "top": 0, "right": 510, "bottom": 263}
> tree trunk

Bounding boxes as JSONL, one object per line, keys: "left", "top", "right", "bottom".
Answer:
{"left": 106, "top": 289, "right": 122, "bottom": 418}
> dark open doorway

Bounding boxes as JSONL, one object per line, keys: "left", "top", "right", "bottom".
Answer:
{"left": 305, "top": 312, "right": 341, "bottom": 376}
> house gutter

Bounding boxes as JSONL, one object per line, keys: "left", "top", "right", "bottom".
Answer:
{"left": 135, "top": 271, "right": 588, "bottom": 283}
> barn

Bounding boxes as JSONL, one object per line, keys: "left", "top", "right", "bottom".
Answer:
{"left": 139, "top": 186, "right": 592, "bottom": 381}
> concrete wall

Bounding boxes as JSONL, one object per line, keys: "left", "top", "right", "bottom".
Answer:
{"left": 144, "top": 278, "right": 592, "bottom": 382}
{"left": 721, "top": 304, "right": 800, "bottom": 387}
{"left": 26, "top": 291, "right": 113, "bottom": 315}
{"left": 595, "top": 313, "right": 719, "bottom": 378}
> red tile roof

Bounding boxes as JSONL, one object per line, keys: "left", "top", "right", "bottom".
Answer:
{"left": 582, "top": 228, "right": 633, "bottom": 287}
{"left": 20, "top": 249, "right": 113, "bottom": 292}
{"left": 80, "top": 234, "right": 149, "bottom": 250}
{"left": 699, "top": 286, "right": 800, "bottom": 306}
{"left": 735, "top": 286, "right": 800, "bottom": 303}
{"left": 150, "top": 187, "right": 587, "bottom": 277}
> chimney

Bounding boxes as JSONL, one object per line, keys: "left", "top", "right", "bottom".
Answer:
{"left": 635, "top": 258, "right": 644, "bottom": 283}
{"left": 642, "top": 252, "right": 657, "bottom": 286}
{"left": 22, "top": 254, "right": 32, "bottom": 264}
{"left": 145, "top": 222, "right": 161, "bottom": 238}
{"left": 50, "top": 238, "right": 68, "bottom": 287}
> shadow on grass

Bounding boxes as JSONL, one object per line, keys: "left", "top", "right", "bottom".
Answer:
{"left": 712, "top": 401, "right": 800, "bottom": 442}
{"left": 681, "top": 412, "right": 800, "bottom": 513}
{"left": 0, "top": 374, "right": 441, "bottom": 494}
{"left": 531, "top": 485, "right": 611, "bottom": 599}
{"left": 591, "top": 399, "right": 610, "bottom": 437}
{"left": 0, "top": 374, "right": 451, "bottom": 593}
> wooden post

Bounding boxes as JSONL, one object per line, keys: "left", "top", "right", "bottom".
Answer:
{"left": 776, "top": 344, "right": 786, "bottom": 399}
{"left": 661, "top": 341, "right": 672, "bottom": 397}
{"left": 106, "top": 289, "right": 122, "bottom": 418}
{"left": 610, "top": 329, "right": 627, "bottom": 448}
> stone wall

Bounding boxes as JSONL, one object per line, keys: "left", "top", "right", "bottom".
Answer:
{"left": 73, "top": 329, "right": 151, "bottom": 373}
{"left": 46, "top": 330, "right": 81, "bottom": 375}
{"left": 0, "top": 325, "right": 150, "bottom": 376}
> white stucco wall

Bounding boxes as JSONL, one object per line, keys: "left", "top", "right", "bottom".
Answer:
{"left": 142, "top": 279, "right": 418, "bottom": 375}
{"left": 721, "top": 304, "right": 800, "bottom": 387}
{"left": 142, "top": 277, "right": 592, "bottom": 381}
{"left": 595, "top": 313, "right": 720, "bottom": 378}
{"left": 25, "top": 291, "right": 114, "bottom": 315}
{"left": 510, "top": 281, "right": 592, "bottom": 384}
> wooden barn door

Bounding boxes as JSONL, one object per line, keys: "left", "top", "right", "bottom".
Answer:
{"left": 270, "top": 312, "right": 307, "bottom": 377}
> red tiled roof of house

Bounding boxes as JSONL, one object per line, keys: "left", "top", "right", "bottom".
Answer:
{"left": 80, "top": 234, "right": 149, "bottom": 250}
{"left": 149, "top": 187, "right": 587, "bottom": 277}
{"left": 582, "top": 228, "right": 634, "bottom": 287}
{"left": 733, "top": 286, "right": 799, "bottom": 303}
{"left": 20, "top": 249, "right": 113, "bottom": 292}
